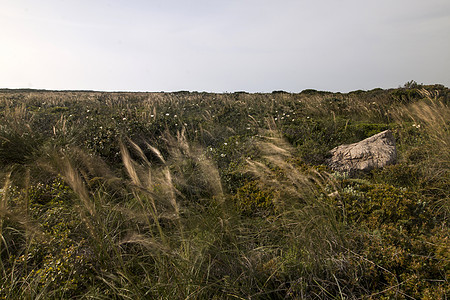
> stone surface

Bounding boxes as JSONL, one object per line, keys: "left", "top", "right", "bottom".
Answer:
{"left": 328, "top": 130, "right": 396, "bottom": 174}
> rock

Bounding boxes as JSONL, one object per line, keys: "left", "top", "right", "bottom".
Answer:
{"left": 328, "top": 130, "right": 396, "bottom": 175}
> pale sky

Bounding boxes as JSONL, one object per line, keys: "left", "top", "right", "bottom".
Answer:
{"left": 1, "top": 0, "right": 449, "bottom": 92}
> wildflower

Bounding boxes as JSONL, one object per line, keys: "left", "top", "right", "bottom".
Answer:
{"left": 122, "top": 117, "right": 127, "bottom": 121}
{"left": 165, "top": 113, "right": 170, "bottom": 116}
{"left": 224, "top": 142, "right": 227, "bottom": 145}
{"left": 150, "top": 114, "right": 154, "bottom": 118}
{"left": 174, "top": 114, "right": 177, "bottom": 118}
{"left": 220, "top": 153, "right": 226, "bottom": 157}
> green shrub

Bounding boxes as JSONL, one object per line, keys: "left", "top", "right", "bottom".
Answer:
{"left": 233, "top": 180, "right": 277, "bottom": 216}
{"left": 341, "top": 182, "right": 431, "bottom": 231}
{"left": 338, "top": 182, "right": 448, "bottom": 298}
{"left": 0, "top": 87, "right": 448, "bottom": 299}
{"left": 371, "top": 163, "right": 421, "bottom": 188}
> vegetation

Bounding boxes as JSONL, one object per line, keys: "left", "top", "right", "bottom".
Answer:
{"left": 0, "top": 84, "right": 448, "bottom": 299}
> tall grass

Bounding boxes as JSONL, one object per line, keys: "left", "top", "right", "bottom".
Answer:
{"left": 0, "top": 86, "right": 448, "bottom": 298}
{"left": 394, "top": 95, "right": 450, "bottom": 220}
{"left": 0, "top": 129, "right": 355, "bottom": 298}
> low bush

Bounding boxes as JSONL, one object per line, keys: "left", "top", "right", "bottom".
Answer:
{"left": 0, "top": 86, "right": 448, "bottom": 299}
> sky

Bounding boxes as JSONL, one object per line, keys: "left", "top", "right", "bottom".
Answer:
{"left": 1, "top": 0, "right": 449, "bottom": 93}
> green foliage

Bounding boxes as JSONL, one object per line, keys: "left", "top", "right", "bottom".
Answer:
{"left": 233, "top": 180, "right": 277, "bottom": 216}
{"left": 1, "top": 178, "right": 92, "bottom": 298}
{"left": 341, "top": 182, "right": 431, "bottom": 231}
{"left": 346, "top": 122, "right": 390, "bottom": 140}
{"left": 0, "top": 86, "right": 448, "bottom": 299}
{"left": 371, "top": 163, "right": 421, "bottom": 188}
{"left": 28, "top": 177, "right": 72, "bottom": 206}
{"left": 339, "top": 182, "right": 448, "bottom": 298}
{"left": 391, "top": 88, "right": 422, "bottom": 104}
{"left": 0, "top": 131, "right": 43, "bottom": 167}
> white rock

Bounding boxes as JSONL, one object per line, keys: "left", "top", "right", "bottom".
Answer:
{"left": 328, "top": 130, "right": 396, "bottom": 175}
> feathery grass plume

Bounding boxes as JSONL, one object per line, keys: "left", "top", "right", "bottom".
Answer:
{"left": 0, "top": 172, "right": 43, "bottom": 281}
{"left": 145, "top": 141, "right": 166, "bottom": 164}
{"left": 242, "top": 130, "right": 347, "bottom": 276}
{"left": 167, "top": 128, "right": 224, "bottom": 203}
{"left": 37, "top": 149, "right": 115, "bottom": 259}
{"left": 250, "top": 129, "right": 339, "bottom": 199}
{"left": 62, "top": 157, "right": 95, "bottom": 217}
{"left": 124, "top": 138, "right": 178, "bottom": 216}
{"left": 52, "top": 114, "right": 68, "bottom": 137}
{"left": 0, "top": 172, "right": 40, "bottom": 249}
{"left": 119, "top": 140, "right": 167, "bottom": 244}
{"left": 37, "top": 146, "right": 171, "bottom": 295}
{"left": 408, "top": 99, "right": 449, "bottom": 151}
{"left": 2, "top": 103, "right": 34, "bottom": 136}
{"left": 246, "top": 131, "right": 319, "bottom": 203}
{"left": 197, "top": 153, "right": 224, "bottom": 201}
{"left": 0, "top": 172, "right": 11, "bottom": 256}
{"left": 0, "top": 104, "right": 43, "bottom": 170}
{"left": 120, "top": 140, "right": 142, "bottom": 187}
{"left": 394, "top": 96, "right": 449, "bottom": 219}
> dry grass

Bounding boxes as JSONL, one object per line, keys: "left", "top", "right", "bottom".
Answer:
{"left": 393, "top": 96, "right": 450, "bottom": 219}
{"left": 0, "top": 86, "right": 448, "bottom": 298}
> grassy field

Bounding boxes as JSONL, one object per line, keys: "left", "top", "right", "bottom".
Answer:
{"left": 0, "top": 83, "right": 448, "bottom": 299}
